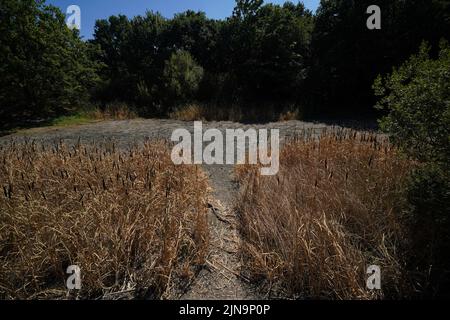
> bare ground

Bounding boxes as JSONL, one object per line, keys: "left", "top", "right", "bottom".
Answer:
{"left": 181, "top": 164, "right": 258, "bottom": 300}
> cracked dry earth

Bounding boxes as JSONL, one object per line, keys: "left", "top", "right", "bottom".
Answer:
{"left": 0, "top": 119, "right": 338, "bottom": 300}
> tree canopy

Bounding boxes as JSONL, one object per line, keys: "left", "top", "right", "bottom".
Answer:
{"left": 1, "top": 0, "right": 449, "bottom": 123}
{"left": 0, "top": 0, "right": 99, "bottom": 125}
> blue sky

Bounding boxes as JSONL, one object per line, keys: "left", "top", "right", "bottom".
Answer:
{"left": 46, "top": 0, "right": 320, "bottom": 39}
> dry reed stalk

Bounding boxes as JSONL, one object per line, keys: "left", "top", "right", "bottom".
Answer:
{"left": 235, "top": 129, "right": 412, "bottom": 299}
{"left": 0, "top": 140, "right": 209, "bottom": 300}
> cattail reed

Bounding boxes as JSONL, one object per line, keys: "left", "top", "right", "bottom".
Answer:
{"left": 234, "top": 129, "right": 412, "bottom": 300}
{"left": 0, "top": 140, "right": 209, "bottom": 300}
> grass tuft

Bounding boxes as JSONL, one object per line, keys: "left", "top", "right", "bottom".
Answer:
{"left": 235, "top": 129, "right": 413, "bottom": 299}
{"left": 0, "top": 140, "right": 209, "bottom": 300}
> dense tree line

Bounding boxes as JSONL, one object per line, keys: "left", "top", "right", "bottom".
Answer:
{"left": 90, "top": 0, "right": 449, "bottom": 118}
{"left": 1, "top": 0, "right": 449, "bottom": 123}
{"left": 90, "top": 1, "right": 314, "bottom": 117}
{"left": 0, "top": 0, "right": 99, "bottom": 125}
{"left": 309, "top": 0, "right": 450, "bottom": 117}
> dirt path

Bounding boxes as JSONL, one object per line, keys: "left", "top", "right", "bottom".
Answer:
{"left": 181, "top": 164, "right": 254, "bottom": 300}
{"left": 0, "top": 118, "right": 343, "bottom": 300}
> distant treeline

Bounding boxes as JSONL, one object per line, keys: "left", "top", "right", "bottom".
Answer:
{"left": 1, "top": 0, "right": 449, "bottom": 124}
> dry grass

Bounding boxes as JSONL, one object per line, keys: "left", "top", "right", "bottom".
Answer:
{"left": 170, "top": 104, "right": 243, "bottom": 122}
{"left": 235, "top": 129, "right": 413, "bottom": 299}
{"left": 0, "top": 140, "right": 209, "bottom": 300}
{"left": 278, "top": 109, "right": 300, "bottom": 122}
{"left": 169, "top": 103, "right": 302, "bottom": 123}
{"left": 90, "top": 103, "right": 138, "bottom": 121}
{"left": 101, "top": 103, "right": 138, "bottom": 120}
{"left": 171, "top": 103, "right": 304, "bottom": 123}
{"left": 170, "top": 104, "right": 207, "bottom": 122}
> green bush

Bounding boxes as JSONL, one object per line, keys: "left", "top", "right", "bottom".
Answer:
{"left": 374, "top": 41, "right": 450, "bottom": 297}
{"left": 374, "top": 41, "right": 450, "bottom": 165}
{"left": 162, "top": 50, "right": 204, "bottom": 111}
{"left": 0, "top": 0, "right": 99, "bottom": 125}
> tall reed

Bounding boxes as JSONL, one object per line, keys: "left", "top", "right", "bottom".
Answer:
{"left": 0, "top": 140, "right": 209, "bottom": 299}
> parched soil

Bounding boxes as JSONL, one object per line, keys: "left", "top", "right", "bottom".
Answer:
{"left": 0, "top": 119, "right": 347, "bottom": 300}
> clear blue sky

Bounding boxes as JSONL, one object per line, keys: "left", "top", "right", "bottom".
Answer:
{"left": 46, "top": 0, "right": 320, "bottom": 39}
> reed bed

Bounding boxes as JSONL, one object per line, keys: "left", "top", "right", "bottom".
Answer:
{"left": 235, "top": 129, "right": 413, "bottom": 299}
{"left": 0, "top": 140, "right": 209, "bottom": 299}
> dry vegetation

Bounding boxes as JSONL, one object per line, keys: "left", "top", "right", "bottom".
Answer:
{"left": 91, "top": 103, "right": 138, "bottom": 121}
{"left": 278, "top": 109, "right": 301, "bottom": 122}
{"left": 170, "top": 104, "right": 208, "bottom": 122}
{"left": 170, "top": 104, "right": 243, "bottom": 122}
{"left": 170, "top": 103, "right": 301, "bottom": 123}
{"left": 235, "top": 129, "right": 413, "bottom": 299}
{"left": 0, "top": 140, "right": 209, "bottom": 299}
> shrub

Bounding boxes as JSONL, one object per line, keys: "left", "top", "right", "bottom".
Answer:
{"left": 374, "top": 41, "right": 450, "bottom": 297}
{"left": 98, "top": 102, "right": 138, "bottom": 120}
{"left": 405, "top": 164, "right": 450, "bottom": 295}
{"left": 162, "top": 50, "right": 204, "bottom": 111}
{"left": 374, "top": 40, "right": 450, "bottom": 165}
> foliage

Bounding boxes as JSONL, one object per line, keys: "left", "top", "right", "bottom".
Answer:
{"left": 374, "top": 41, "right": 450, "bottom": 297}
{"left": 0, "top": 0, "right": 99, "bottom": 125}
{"left": 374, "top": 42, "right": 450, "bottom": 165}
{"left": 162, "top": 50, "right": 204, "bottom": 111}
{"left": 228, "top": 1, "right": 314, "bottom": 105}
{"left": 1, "top": 0, "right": 450, "bottom": 122}
{"left": 308, "top": 0, "right": 450, "bottom": 117}
{"left": 90, "top": 1, "right": 314, "bottom": 116}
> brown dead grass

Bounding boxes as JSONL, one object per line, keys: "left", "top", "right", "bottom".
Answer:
{"left": 170, "top": 104, "right": 207, "bottom": 122}
{"left": 170, "top": 104, "right": 243, "bottom": 122}
{"left": 0, "top": 140, "right": 209, "bottom": 300}
{"left": 235, "top": 129, "right": 413, "bottom": 299}
{"left": 91, "top": 103, "right": 138, "bottom": 121}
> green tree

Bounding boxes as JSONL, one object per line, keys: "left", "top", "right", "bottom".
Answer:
{"left": 91, "top": 15, "right": 133, "bottom": 102}
{"left": 0, "top": 0, "right": 98, "bottom": 125}
{"left": 92, "top": 12, "right": 171, "bottom": 114}
{"left": 374, "top": 41, "right": 450, "bottom": 297}
{"left": 228, "top": 1, "right": 314, "bottom": 104}
{"left": 233, "top": 0, "right": 264, "bottom": 19}
{"left": 164, "top": 10, "right": 219, "bottom": 70}
{"left": 374, "top": 42, "right": 450, "bottom": 164}
{"left": 309, "top": 0, "right": 450, "bottom": 117}
{"left": 162, "top": 50, "right": 204, "bottom": 110}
